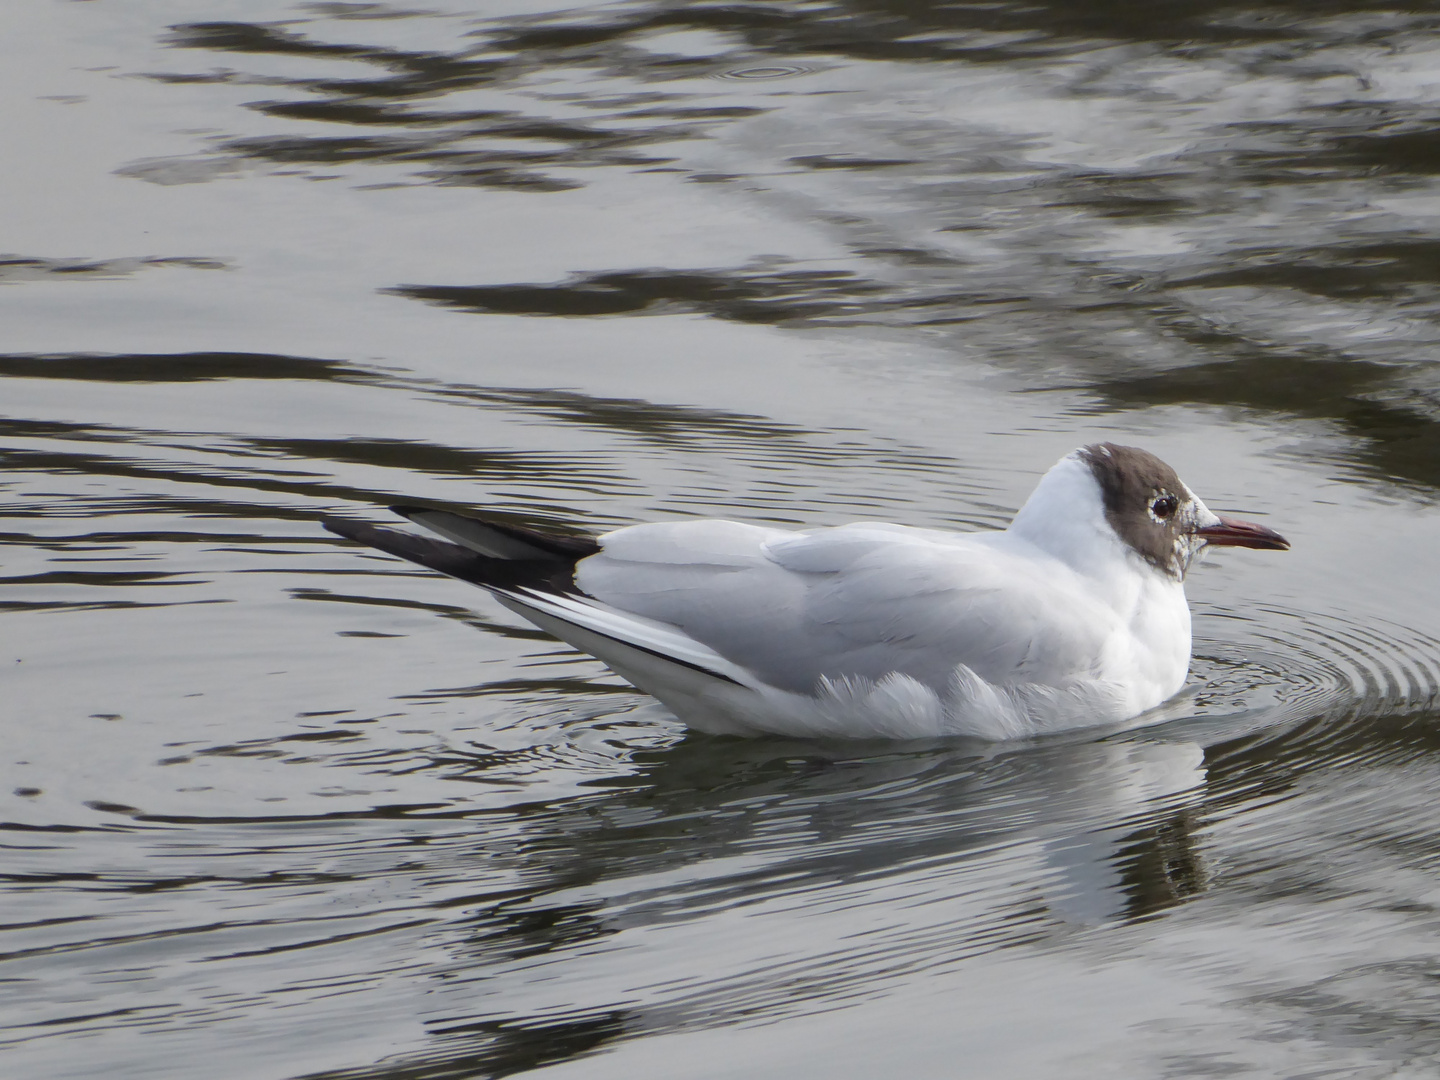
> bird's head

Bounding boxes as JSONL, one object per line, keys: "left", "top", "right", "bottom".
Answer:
{"left": 1076, "top": 442, "right": 1289, "bottom": 580}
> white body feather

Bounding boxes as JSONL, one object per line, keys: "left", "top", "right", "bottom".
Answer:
{"left": 493, "top": 453, "right": 1193, "bottom": 739}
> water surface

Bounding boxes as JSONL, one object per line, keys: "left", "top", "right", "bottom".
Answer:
{"left": 6, "top": 1, "right": 1440, "bottom": 1077}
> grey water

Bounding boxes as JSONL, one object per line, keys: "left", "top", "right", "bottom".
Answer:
{"left": 6, "top": 1, "right": 1440, "bottom": 1076}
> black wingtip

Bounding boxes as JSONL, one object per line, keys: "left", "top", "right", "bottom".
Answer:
{"left": 323, "top": 514, "right": 437, "bottom": 559}
{"left": 385, "top": 504, "right": 602, "bottom": 560}
{"left": 321, "top": 514, "right": 367, "bottom": 543}
{"left": 321, "top": 512, "right": 593, "bottom": 598}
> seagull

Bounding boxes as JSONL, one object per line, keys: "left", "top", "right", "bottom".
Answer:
{"left": 322, "top": 444, "right": 1287, "bottom": 740}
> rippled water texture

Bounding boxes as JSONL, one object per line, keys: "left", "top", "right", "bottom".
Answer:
{"left": 7, "top": 2, "right": 1440, "bottom": 1077}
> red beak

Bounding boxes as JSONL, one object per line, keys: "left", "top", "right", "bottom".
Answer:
{"left": 1196, "top": 515, "right": 1289, "bottom": 551}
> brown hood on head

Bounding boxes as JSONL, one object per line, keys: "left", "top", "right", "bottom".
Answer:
{"left": 1079, "top": 443, "right": 1288, "bottom": 577}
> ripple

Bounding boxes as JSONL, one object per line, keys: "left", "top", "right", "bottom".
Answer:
{"left": 1295, "top": 612, "right": 1440, "bottom": 716}
{"left": 711, "top": 63, "right": 816, "bottom": 81}
{"left": 1199, "top": 606, "right": 1440, "bottom": 724}
{"left": 1176, "top": 604, "right": 1440, "bottom": 795}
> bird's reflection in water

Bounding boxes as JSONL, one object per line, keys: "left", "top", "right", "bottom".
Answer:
{"left": 338, "top": 726, "right": 1210, "bottom": 1078}
{"left": 418, "top": 1010, "right": 632, "bottom": 1080}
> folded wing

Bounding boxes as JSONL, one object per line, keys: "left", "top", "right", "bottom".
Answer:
{"left": 578, "top": 520, "right": 1117, "bottom": 694}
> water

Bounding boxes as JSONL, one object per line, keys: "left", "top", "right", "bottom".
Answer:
{"left": 6, "top": 1, "right": 1440, "bottom": 1076}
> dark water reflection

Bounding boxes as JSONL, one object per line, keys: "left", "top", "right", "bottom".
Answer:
{"left": 7, "top": 0, "right": 1440, "bottom": 1077}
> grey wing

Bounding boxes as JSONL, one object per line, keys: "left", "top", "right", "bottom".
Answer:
{"left": 577, "top": 521, "right": 1115, "bottom": 694}
{"left": 575, "top": 519, "right": 811, "bottom": 689}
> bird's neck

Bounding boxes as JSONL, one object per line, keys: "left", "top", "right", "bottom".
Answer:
{"left": 1006, "top": 453, "right": 1164, "bottom": 587}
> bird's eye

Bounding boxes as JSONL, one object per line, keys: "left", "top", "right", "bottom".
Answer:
{"left": 1150, "top": 494, "right": 1178, "bottom": 521}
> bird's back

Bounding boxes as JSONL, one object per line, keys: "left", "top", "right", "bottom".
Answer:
{"left": 577, "top": 519, "right": 1142, "bottom": 702}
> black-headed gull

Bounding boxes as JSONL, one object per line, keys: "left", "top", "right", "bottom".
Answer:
{"left": 324, "top": 444, "right": 1287, "bottom": 739}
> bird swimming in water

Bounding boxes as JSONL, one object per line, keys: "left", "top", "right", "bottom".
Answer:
{"left": 323, "top": 443, "right": 1287, "bottom": 740}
